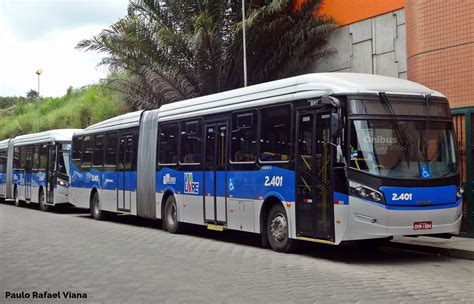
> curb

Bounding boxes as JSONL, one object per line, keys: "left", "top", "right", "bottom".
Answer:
{"left": 388, "top": 241, "right": 474, "bottom": 260}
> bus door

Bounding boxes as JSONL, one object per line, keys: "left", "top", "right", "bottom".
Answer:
{"left": 117, "top": 135, "right": 133, "bottom": 211}
{"left": 204, "top": 122, "right": 228, "bottom": 224}
{"left": 46, "top": 146, "right": 56, "bottom": 204}
{"left": 25, "top": 148, "right": 33, "bottom": 201}
{"left": 295, "top": 109, "right": 335, "bottom": 241}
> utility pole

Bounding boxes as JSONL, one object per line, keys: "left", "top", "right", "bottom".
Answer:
{"left": 36, "top": 69, "right": 42, "bottom": 132}
{"left": 242, "top": 0, "right": 248, "bottom": 87}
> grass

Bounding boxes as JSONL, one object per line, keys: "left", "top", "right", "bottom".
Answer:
{"left": 0, "top": 85, "right": 131, "bottom": 140}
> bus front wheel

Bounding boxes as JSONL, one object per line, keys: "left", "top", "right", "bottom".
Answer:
{"left": 164, "top": 195, "right": 182, "bottom": 234}
{"left": 91, "top": 192, "right": 104, "bottom": 220}
{"left": 266, "top": 203, "right": 297, "bottom": 253}
{"left": 38, "top": 189, "right": 49, "bottom": 212}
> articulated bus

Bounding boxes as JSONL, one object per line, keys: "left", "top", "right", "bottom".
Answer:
{"left": 0, "top": 130, "right": 80, "bottom": 211}
{"left": 70, "top": 73, "right": 462, "bottom": 252}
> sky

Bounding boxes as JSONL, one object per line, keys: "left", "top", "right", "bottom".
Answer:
{"left": 0, "top": 0, "right": 129, "bottom": 97}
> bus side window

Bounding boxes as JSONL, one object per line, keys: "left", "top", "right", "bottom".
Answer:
{"left": 72, "top": 136, "right": 83, "bottom": 169}
{"left": 259, "top": 105, "right": 292, "bottom": 162}
{"left": 13, "top": 147, "right": 20, "bottom": 170}
{"left": 180, "top": 120, "right": 202, "bottom": 164}
{"left": 93, "top": 134, "right": 105, "bottom": 168}
{"left": 19, "top": 147, "right": 26, "bottom": 170}
{"left": 231, "top": 110, "right": 257, "bottom": 163}
{"left": 32, "top": 146, "right": 40, "bottom": 171}
{"left": 104, "top": 132, "right": 118, "bottom": 170}
{"left": 132, "top": 127, "right": 139, "bottom": 170}
{"left": 0, "top": 150, "right": 5, "bottom": 173}
{"left": 158, "top": 122, "right": 179, "bottom": 165}
{"left": 39, "top": 145, "right": 48, "bottom": 171}
{"left": 81, "top": 135, "right": 93, "bottom": 169}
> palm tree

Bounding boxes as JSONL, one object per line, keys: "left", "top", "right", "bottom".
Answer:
{"left": 77, "top": 0, "right": 335, "bottom": 109}
{"left": 26, "top": 89, "right": 39, "bottom": 99}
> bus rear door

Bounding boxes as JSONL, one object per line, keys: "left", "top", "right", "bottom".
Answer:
{"left": 295, "top": 109, "right": 335, "bottom": 242}
{"left": 117, "top": 135, "right": 133, "bottom": 211}
{"left": 204, "top": 121, "right": 228, "bottom": 225}
{"left": 25, "top": 148, "right": 33, "bottom": 201}
{"left": 46, "top": 145, "right": 56, "bottom": 204}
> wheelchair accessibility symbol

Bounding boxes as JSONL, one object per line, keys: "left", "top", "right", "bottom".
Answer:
{"left": 420, "top": 164, "right": 432, "bottom": 179}
{"left": 228, "top": 178, "right": 235, "bottom": 191}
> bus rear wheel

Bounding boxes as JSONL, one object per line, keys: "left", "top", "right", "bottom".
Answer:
{"left": 91, "top": 192, "right": 104, "bottom": 220}
{"left": 164, "top": 195, "right": 182, "bottom": 233}
{"left": 266, "top": 203, "right": 297, "bottom": 253}
{"left": 38, "top": 189, "right": 49, "bottom": 212}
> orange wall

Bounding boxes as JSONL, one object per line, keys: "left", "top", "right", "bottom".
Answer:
{"left": 295, "top": 0, "right": 405, "bottom": 26}
{"left": 406, "top": 0, "right": 474, "bottom": 109}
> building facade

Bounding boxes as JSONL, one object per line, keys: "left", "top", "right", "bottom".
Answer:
{"left": 309, "top": 0, "right": 473, "bottom": 235}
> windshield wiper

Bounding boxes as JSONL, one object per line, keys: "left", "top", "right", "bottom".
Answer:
{"left": 378, "top": 92, "right": 411, "bottom": 165}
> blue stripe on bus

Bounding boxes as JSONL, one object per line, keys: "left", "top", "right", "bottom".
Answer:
{"left": 354, "top": 195, "right": 462, "bottom": 211}
{"left": 380, "top": 185, "right": 457, "bottom": 206}
{"left": 157, "top": 166, "right": 296, "bottom": 202}
{"left": 12, "top": 171, "right": 48, "bottom": 189}
{"left": 70, "top": 163, "right": 137, "bottom": 192}
{"left": 333, "top": 192, "right": 349, "bottom": 205}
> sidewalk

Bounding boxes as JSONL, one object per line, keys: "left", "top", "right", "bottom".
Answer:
{"left": 389, "top": 235, "right": 474, "bottom": 260}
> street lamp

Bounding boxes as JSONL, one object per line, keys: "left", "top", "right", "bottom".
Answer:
{"left": 36, "top": 69, "right": 42, "bottom": 132}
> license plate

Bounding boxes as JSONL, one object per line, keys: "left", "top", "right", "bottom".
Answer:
{"left": 413, "top": 221, "right": 432, "bottom": 230}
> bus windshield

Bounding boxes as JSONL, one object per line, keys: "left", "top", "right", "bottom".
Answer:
{"left": 349, "top": 120, "right": 457, "bottom": 179}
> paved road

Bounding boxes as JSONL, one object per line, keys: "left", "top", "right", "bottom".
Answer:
{"left": 1, "top": 203, "right": 473, "bottom": 304}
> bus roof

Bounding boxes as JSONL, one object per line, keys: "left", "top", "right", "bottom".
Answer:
{"left": 13, "top": 129, "right": 81, "bottom": 146}
{"left": 0, "top": 138, "right": 10, "bottom": 149}
{"left": 78, "top": 110, "right": 144, "bottom": 135}
{"left": 157, "top": 73, "right": 444, "bottom": 120}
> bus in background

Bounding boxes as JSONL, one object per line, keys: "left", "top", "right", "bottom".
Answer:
{"left": 69, "top": 112, "right": 141, "bottom": 219}
{"left": 0, "top": 139, "right": 11, "bottom": 202}
{"left": 70, "top": 73, "right": 462, "bottom": 252}
{"left": 5, "top": 129, "right": 80, "bottom": 211}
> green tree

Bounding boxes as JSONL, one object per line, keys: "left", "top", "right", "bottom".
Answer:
{"left": 26, "top": 89, "right": 39, "bottom": 99}
{"left": 77, "top": 0, "right": 335, "bottom": 109}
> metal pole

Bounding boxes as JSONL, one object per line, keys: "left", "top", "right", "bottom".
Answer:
{"left": 242, "top": 0, "right": 248, "bottom": 87}
{"left": 36, "top": 69, "right": 42, "bottom": 132}
{"left": 37, "top": 74, "right": 40, "bottom": 132}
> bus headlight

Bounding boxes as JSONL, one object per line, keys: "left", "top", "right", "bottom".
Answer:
{"left": 456, "top": 186, "right": 464, "bottom": 199}
{"left": 58, "top": 179, "right": 69, "bottom": 187}
{"left": 349, "top": 181, "right": 385, "bottom": 203}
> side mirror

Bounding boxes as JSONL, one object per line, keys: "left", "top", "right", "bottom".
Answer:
{"left": 331, "top": 113, "right": 341, "bottom": 137}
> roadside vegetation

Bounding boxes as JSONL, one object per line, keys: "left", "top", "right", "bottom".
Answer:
{"left": 0, "top": 85, "right": 131, "bottom": 140}
{"left": 77, "top": 0, "right": 335, "bottom": 109}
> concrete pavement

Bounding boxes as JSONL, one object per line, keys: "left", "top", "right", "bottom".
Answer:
{"left": 390, "top": 235, "right": 474, "bottom": 260}
{"left": 1, "top": 203, "right": 473, "bottom": 303}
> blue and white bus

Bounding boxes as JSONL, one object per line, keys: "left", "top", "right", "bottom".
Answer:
{"left": 0, "top": 129, "right": 80, "bottom": 211}
{"left": 0, "top": 139, "right": 12, "bottom": 202}
{"left": 70, "top": 73, "right": 462, "bottom": 252}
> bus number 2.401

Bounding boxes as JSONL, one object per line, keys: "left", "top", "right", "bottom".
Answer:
{"left": 264, "top": 176, "right": 283, "bottom": 187}
{"left": 392, "top": 193, "right": 412, "bottom": 201}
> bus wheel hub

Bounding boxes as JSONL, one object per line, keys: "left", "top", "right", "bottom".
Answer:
{"left": 271, "top": 213, "right": 287, "bottom": 242}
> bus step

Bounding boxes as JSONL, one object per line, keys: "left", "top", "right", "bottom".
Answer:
{"left": 116, "top": 211, "right": 131, "bottom": 216}
{"left": 296, "top": 236, "right": 336, "bottom": 245}
{"left": 207, "top": 224, "right": 226, "bottom": 232}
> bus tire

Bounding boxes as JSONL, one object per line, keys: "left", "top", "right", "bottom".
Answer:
{"left": 91, "top": 191, "right": 104, "bottom": 220}
{"left": 164, "top": 195, "right": 182, "bottom": 234}
{"left": 266, "top": 203, "right": 297, "bottom": 253}
{"left": 14, "top": 186, "right": 21, "bottom": 207}
{"left": 38, "top": 189, "right": 49, "bottom": 212}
